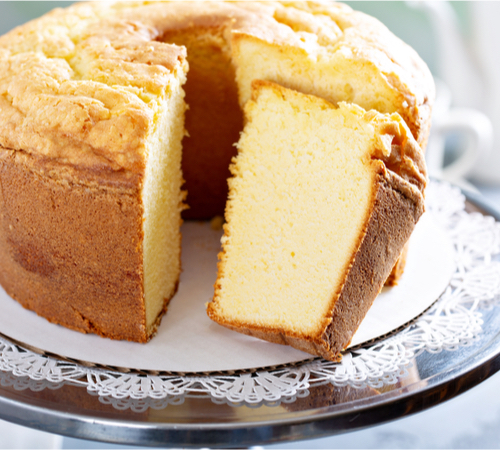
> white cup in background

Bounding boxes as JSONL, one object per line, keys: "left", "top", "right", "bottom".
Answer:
{"left": 414, "top": 1, "right": 499, "bottom": 185}
{"left": 425, "top": 79, "right": 493, "bottom": 185}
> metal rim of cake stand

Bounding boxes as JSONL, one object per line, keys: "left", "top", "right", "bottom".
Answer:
{"left": 0, "top": 329, "right": 500, "bottom": 448}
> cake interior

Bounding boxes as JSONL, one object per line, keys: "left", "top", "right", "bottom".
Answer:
{"left": 159, "top": 21, "right": 414, "bottom": 220}
{"left": 211, "top": 83, "right": 384, "bottom": 337}
{"left": 161, "top": 28, "right": 243, "bottom": 219}
{"left": 142, "top": 70, "right": 186, "bottom": 335}
{"left": 232, "top": 32, "right": 403, "bottom": 126}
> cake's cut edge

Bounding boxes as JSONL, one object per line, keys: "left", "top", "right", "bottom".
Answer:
{"left": 142, "top": 67, "right": 188, "bottom": 338}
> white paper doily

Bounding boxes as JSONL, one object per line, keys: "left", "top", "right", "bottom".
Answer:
{"left": 1, "top": 181, "right": 500, "bottom": 407}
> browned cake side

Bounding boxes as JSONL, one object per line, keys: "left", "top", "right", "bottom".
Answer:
{"left": 0, "top": 2, "right": 189, "bottom": 341}
{"left": 320, "top": 170, "right": 424, "bottom": 358}
{"left": 385, "top": 241, "right": 410, "bottom": 286}
{"left": 0, "top": 150, "right": 157, "bottom": 341}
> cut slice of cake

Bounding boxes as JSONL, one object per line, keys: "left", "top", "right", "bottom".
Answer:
{"left": 207, "top": 81, "right": 427, "bottom": 361}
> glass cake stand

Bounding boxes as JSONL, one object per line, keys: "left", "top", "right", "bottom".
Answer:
{"left": 0, "top": 187, "right": 499, "bottom": 449}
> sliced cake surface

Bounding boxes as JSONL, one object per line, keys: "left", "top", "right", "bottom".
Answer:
{"left": 207, "top": 81, "right": 427, "bottom": 361}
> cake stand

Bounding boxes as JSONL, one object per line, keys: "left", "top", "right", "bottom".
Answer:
{"left": 0, "top": 182, "right": 499, "bottom": 448}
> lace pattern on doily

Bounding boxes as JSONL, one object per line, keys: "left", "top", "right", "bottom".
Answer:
{"left": 1, "top": 181, "right": 500, "bottom": 409}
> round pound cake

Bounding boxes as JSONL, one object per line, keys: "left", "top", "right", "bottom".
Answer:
{"left": 0, "top": 1, "right": 433, "bottom": 350}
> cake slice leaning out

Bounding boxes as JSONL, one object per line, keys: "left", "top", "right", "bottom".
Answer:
{"left": 207, "top": 81, "right": 427, "bottom": 361}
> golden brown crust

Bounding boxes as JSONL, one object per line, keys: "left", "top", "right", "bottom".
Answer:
{"left": 207, "top": 166, "right": 425, "bottom": 362}
{"left": 335, "top": 12, "right": 434, "bottom": 146}
{"left": 0, "top": 4, "right": 187, "bottom": 177}
{"left": 320, "top": 168, "right": 425, "bottom": 359}
{"left": 0, "top": 148, "right": 153, "bottom": 342}
{"left": 370, "top": 113, "right": 428, "bottom": 194}
{"left": 0, "top": 1, "right": 433, "bottom": 177}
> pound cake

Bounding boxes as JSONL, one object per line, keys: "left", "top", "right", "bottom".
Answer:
{"left": 207, "top": 81, "right": 427, "bottom": 361}
{"left": 0, "top": 1, "right": 433, "bottom": 344}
